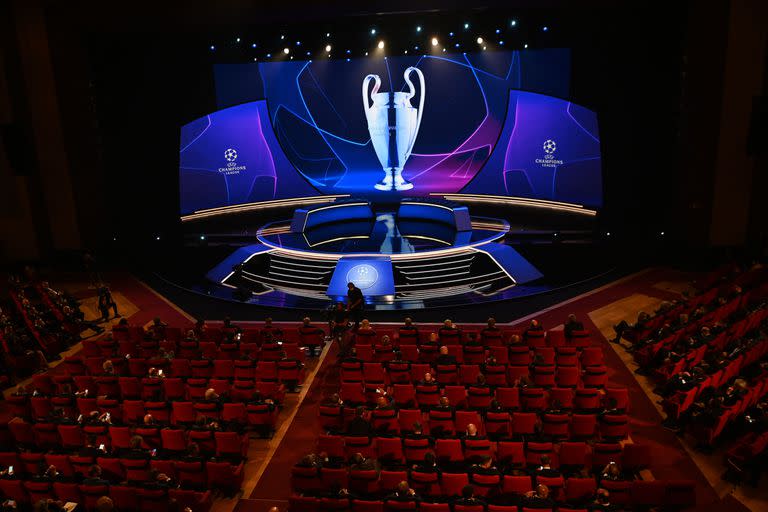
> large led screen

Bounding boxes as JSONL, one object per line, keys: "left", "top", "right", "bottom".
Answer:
{"left": 179, "top": 50, "right": 602, "bottom": 215}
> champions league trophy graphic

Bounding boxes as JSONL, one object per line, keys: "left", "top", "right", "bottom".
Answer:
{"left": 362, "top": 66, "right": 425, "bottom": 191}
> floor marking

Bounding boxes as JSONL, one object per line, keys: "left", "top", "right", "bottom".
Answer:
{"left": 136, "top": 280, "right": 196, "bottom": 322}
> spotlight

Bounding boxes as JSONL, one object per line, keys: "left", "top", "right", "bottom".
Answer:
{"left": 431, "top": 37, "right": 438, "bottom": 46}
{"left": 210, "top": 45, "right": 215, "bottom": 50}
{"left": 253, "top": 57, "right": 258, "bottom": 61}
{"left": 365, "top": 52, "right": 368, "bottom": 56}
{"left": 499, "top": 41, "right": 504, "bottom": 45}
{"left": 200, "top": 235, "right": 206, "bottom": 240}
{"left": 542, "top": 26, "right": 549, "bottom": 32}
{"left": 404, "top": 50, "right": 408, "bottom": 54}
{"left": 251, "top": 43, "right": 257, "bottom": 48}
{"left": 346, "top": 49, "right": 351, "bottom": 54}
{"left": 442, "top": 48, "right": 446, "bottom": 52}
{"left": 236, "top": 37, "right": 240, "bottom": 43}
{"left": 495, "top": 29, "right": 501, "bottom": 34}
{"left": 464, "top": 23, "right": 470, "bottom": 29}
{"left": 449, "top": 32, "right": 454, "bottom": 37}
{"left": 296, "top": 41, "right": 301, "bottom": 46}
{"left": 290, "top": 56, "right": 294, "bottom": 60}
{"left": 606, "top": 232, "right": 611, "bottom": 236}
{"left": 476, "top": 37, "right": 483, "bottom": 44}
{"left": 325, "top": 44, "right": 332, "bottom": 52}
{"left": 155, "top": 236, "right": 161, "bottom": 241}
{"left": 378, "top": 40, "right": 385, "bottom": 49}
{"left": 660, "top": 231, "right": 665, "bottom": 236}
{"left": 280, "top": 35, "right": 285, "bottom": 40}
{"left": 346, "top": 58, "right": 350, "bottom": 62}
{"left": 416, "top": 26, "right": 422, "bottom": 32}
{"left": 455, "top": 43, "right": 460, "bottom": 48}
{"left": 267, "top": 53, "right": 272, "bottom": 58}
{"left": 510, "top": 20, "right": 517, "bottom": 27}
{"left": 326, "top": 33, "right": 330, "bottom": 37}
{"left": 414, "top": 45, "right": 420, "bottom": 50}
{"left": 283, "top": 47, "right": 290, "bottom": 54}
{"left": 371, "top": 28, "right": 376, "bottom": 35}
{"left": 482, "top": 46, "right": 487, "bottom": 51}
{"left": 524, "top": 44, "right": 528, "bottom": 49}
{"left": 306, "top": 51, "right": 310, "bottom": 56}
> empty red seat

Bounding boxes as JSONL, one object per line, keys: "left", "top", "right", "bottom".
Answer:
{"left": 207, "top": 461, "right": 244, "bottom": 494}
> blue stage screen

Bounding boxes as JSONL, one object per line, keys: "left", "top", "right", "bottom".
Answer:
{"left": 179, "top": 50, "right": 602, "bottom": 215}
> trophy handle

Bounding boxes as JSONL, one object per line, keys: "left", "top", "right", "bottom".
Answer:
{"left": 403, "top": 67, "right": 425, "bottom": 154}
{"left": 362, "top": 74, "right": 381, "bottom": 122}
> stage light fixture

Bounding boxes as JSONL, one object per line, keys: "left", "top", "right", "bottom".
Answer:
{"left": 200, "top": 235, "right": 206, "bottom": 240}
{"left": 267, "top": 53, "right": 272, "bottom": 58}
{"left": 495, "top": 29, "right": 501, "bottom": 34}
{"left": 464, "top": 23, "right": 470, "bottom": 29}
{"left": 442, "top": 48, "right": 446, "bottom": 52}
{"left": 449, "top": 32, "right": 455, "bottom": 37}
{"left": 346, "top": 49, "right": 351, "bottom": 54}
{"left": 510, "top": 20, "right": 517, "bottom": 27}
{"left": 306, "top": 51, "right": 310, "bottom": 56}
{"left": 606, "top": 232, "right": 611, "bottom": 236}
{"left": 251, "top": 43, "right": 257, "bottom": 48}
{"left": 325, "top": 44, "right": 332, "bottom": 52}
{"left": 155, "top": 236, "right": 161, "bottom": 241}
{"left": 365, "top": 52, "right": 368, "bottom": 56}
{"left": 660, "top": 231, "right": 665, "bottom": 236}
{"left": 414, "top": 45, "right": 420, "bottom": 50}
{"left": 283, "top": 47, "right": 290, "bottom": 54}
{"left": 378, "top": 40, "right": 385, "bottom": 49}
{"left": 371, "top": 28, "right": 376, "bottom": 35}
{"left": 524, "top": 44, "right": 528, "bottom": 48}
{"left": 280, "top": 35, "right": 285, "bottom": 40}
{"left": 416, "top": 26, "right": 422, "bottom": 32}
{"left": 290, "top": 56, "right": 294, "bottom": 60}
{"left": 482, "top": 46, "right": 487, "bottom": 51}
{"left": 209, "top": 45, "right": 215, "bottom": 50}
{"left": 542, "top": 26, "right": 548, "bottom": 32}
{"left": 499, "top": 41, "right": 504, "bottom": 45}
{"left": 431, "top": 37, "right": 438, "bottom": 46}
{"left": 404, "top": 50, "right": 408, "bottom": 54}
{"left": 346, "top": 58, "right": 350, "bottom": 62}
{"left": 296, "top": 41, "right": 301, "bottom": 46}
{"left": 455, "top": 43, "right": 460, "bottom": 48}
{"left": 476, "top": 37, "right": 483, "bottom": 44}
{"left": 236, "top": 37, "right": 241, "bottom": 43}
{"left": 253, "top": 57, "right": 258, "bottom": 61}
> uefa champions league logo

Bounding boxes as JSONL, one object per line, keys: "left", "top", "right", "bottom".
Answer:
{"left": 346, "top": 264, "right": 379, "bottom": 290}
{"left": 218, "top": 147, "right": 246, "bottom": 175}
{"left": 535, "top": 139, "right": 564, "bottom": 168}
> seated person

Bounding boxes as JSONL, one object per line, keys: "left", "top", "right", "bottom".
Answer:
{"left": 532, "top": 455, "right": 560, "bottom": 478}
{"left": 523, "top": 320, "right": 544, "bottom": 341}
{"left": 122, "top": 435, "right": 151, "bottom": 459}
{"left": 82, "top": 464, "right": 110, "bottom": 486}
{"left": 469, "top": 455, "right": 500, "bottom": 476}
{"left": 418, "top": 372, "right": 438, "bottom": 386}
{"left": 599, "top": 462, "right": 622, "bottom": 483}
{"left": 589, "top": 488, "right": 615, "bottom": 512}
{"left": 147, "top": 317, "right": 167, "bottom": 341}
{"left": 398, "top": 317, "right": 419, "bottom": 341}
{"left": 349, "top": 452, "right": 376, "bottom": 471}
{"left": 434, "top": 345, "right": 457, "bottom": 366}
{"left": 386, "top": 481, "right": 421, "bottom": 502}
{"left": 346, "top": 406, "right": 371, "bottom": 436}
{"left": 521, "top": 484, "right": 555, "bottom": 509}
{"left": 438, "top": 319, "right": 461, "bottom": 341}
{"left": 102, "top": 360, "right": 116, "bottom": 376}
{"left": 480, "top": 317, "right": 501, "bottom": 342}
{"left": 564, "top": 313, "right": 585, "bottom": 338}
{"left": 461, "top": 423, "right": 486, "bottom": 441}
{"left": 453, "top": 484, "right": 486, "bottom": 507}
{"left": 299, "top": 317, "right": 324, "bottom": 356}
{"left": 329, "top": 304, "right": 349, "bottom": 340}
{"left": 412, "top": 451, "right": 440, "bottom": 473}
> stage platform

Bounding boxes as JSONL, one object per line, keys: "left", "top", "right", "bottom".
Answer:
{"left": 155, "top": 195, "right": 612, "bottom": 311}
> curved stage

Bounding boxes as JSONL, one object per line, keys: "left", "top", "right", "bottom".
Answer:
{"left": 172, "top": 195, "right": 610, "bottom": 310}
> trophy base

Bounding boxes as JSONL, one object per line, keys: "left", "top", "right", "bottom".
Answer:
{"left": 393, "top": 169, "right": 413, "bottom": 191}
{"left": 374, "top": 170, "right": 394, "bottom": 191}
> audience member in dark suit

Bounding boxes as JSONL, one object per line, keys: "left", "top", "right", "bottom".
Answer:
{"left": 346, "top": 406, "right": 371, "bottom": 436}
{"left": 121, "top": 435, "right": 151, "bottom": 459}
{"left": 81, "top": 465, "right": 110, "bottom": 486}
{"left": 564, "top": 314, "right": 585, "bottom": 339}
{"left": 469, "top": 456, "right": 500, "bottom": 476}
{"left": 453, "top": 484, "right": 486, "bottom": 508}
{"left": 385, "top": 481, "right": 421, "bottom": 503}
{"left": 532, "top": 455, "right": 561, "bottom": 478}
{"left": 435, "top": 345, "right": 457, "bottom": 366}
{"left": 588, "top": 488, "right": 616, "bottom": 511}
{"left": 79, "top": 435, "right": 106, "bottom": 458}
{"left": 521, "top": 484, "right": 555, "bottom": 509}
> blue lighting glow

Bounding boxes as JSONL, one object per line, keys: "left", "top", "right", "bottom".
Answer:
{"left": 499, "top": 41, "right": 504, "bottom": 45}
{"left": 210, "top": 45, "right": 215, "bottom": 50}
{"left": 414, "top": 45, "right": 420, "bottom": 50}
{"left": 455, "top": 43, "right": 460, "bottom": 48}
{"left": 296, "top": 41, "right": 302, "bottom": 46}
{"left": 371, "top": 28, "right": 376, "bottom": 35}
{"left": 449, "top": 32, "right": 455, "bottom": 37}
{"left": 464, "top": 23, "right": 470, "bottom": 29}
{"left": 511, "top": 20, "right": 517, "bottom": 27}
{"left": 495, "top": 29, "right": 501, "bottom": 34}
{"left": 267, "top": 53, "right": 272, "bottom": 58}
{"left": 416, "top": 26, "right": 422, "bottom": 32}
{"left": 542, "top": 26, "right": 549, "bottom": 32}
{"left": 251, "top": 43, "right": 257, "bottom": 48}
{"left": 346, "top": 49, "right": 351, "bottom": 54}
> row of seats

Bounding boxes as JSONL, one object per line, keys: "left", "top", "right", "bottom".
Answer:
{"left": 287, "top": 477, "right": 697, "bottom": 512}
{"left": 0, "top": 479, "right": 211, "bottom": 512}
{"left": 314, "top": 435, "right": 644, "bottom": 471}
{"left": 337, "top": 385, "right": 625, "bottom": 412}
{"left": 5, "top": 419, "right": 250, "bottom": 458}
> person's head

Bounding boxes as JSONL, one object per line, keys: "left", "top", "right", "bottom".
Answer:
{"left": 429, "top": 332, "right": 438, "bottom": 343}
{"left": 102, "top": 360, "right": 114, "bottom": 373}
{"left": 265, "top": 317, "right": 273, "bottom": 326}
{"left": 510, "top": 334, "right": 521, "bottom": 344}
{"left": 443, "top": 319, "right": 453, "bottom": 328}
{"left": 540, "top": 455, "right": 551, "bottom": 467}
{"left": 423, "top": 451, "right": 435, "bottom": 465}
{"left": 461, "top": 485, "right": 475, "bottom": 499}
{"left": 424, "top": 372, "right": 433, "bottom": 383}
{"left": 396, "top": 481, "right": 410, "bottom": 495}
{"left": 480, "top": 455, "right": 492, "bottom": 469}
{"left": 536, "top": 484, "right": 549, "bottom": 499}
{"left": 348, "top": 283, "right": 356, "bottom": 290}
{"left": 466, "top": 423, "right": 477, "bottom": 436}
{"left": 700, "top": 326, "right": 711, "bottom": 337}
{"left": 351, "top": 452, "right": 365, "bottom": 465}
{"left": 187, "top": 442, "right": 199, "bottom": 457}
{"left": 487, "top": 317, "right": 496, "bottom": 328}
{"left": 439, "top": 396, "right": 450, "bottom": 407}
{"left": 530, "top": 319, "right": 540, "bottom": 328}
{"left": 355, "top": 406, "right": 365, "bottom": 419}
{"left": 476, "top": 374, "right": 486, "bottom": 385}
{"left": 95, "top": 496, "right": 114, "bottom": 512}
{"left": 412, "top": 422, "right": 423, "bottom": 434}
{"left": 129, "top": 435, "right": 143, "bottom": 449}
{"left": 439, "top": 345, "right": 449, "bottom": 355}
{"left": 404, "top": 317, "right": 412, "bottom": 326}
{"left": 267, "top": 507, "right": 280, "bottom": 512}
{"left": 596, "top": 488, "right": 610, "bottom": 504}
{"left": 143, "top": 414, "right": 154, "bottom": 425}
{"left": 679, "top": 313, "right": 689, "bottom": 324}
{"left": 606, "top": 462, "right": 620, "bottom": 477}
{"left": 204, "top": 388, "right": 218, "bottom": 400}
{"left": 303, "top": 317, "right": 311, "bottom": 326}
{"left": 88, "top": 465, "right": 102, "bottom": 478}
{"left": 148, "top": 367, "right": 158, "bottom": 378}
{"left": 568, "top": 313, "right": 577, "bottom": 323}
{"left": 153, "top": 317, "right": 162, "bottom": 326}
{"left": 376, "top": 396, "right": 388, "bottom": 408}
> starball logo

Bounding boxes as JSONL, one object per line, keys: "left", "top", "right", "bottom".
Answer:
{"left": 535, "top": 139, "right": 564, "bottom": 168}
{"left": 218, "top": 147, "right": 247, "bottom": 175}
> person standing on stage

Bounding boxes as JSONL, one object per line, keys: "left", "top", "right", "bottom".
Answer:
{"left": 347, "top": 282, "right": 364, "bottom": 330}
